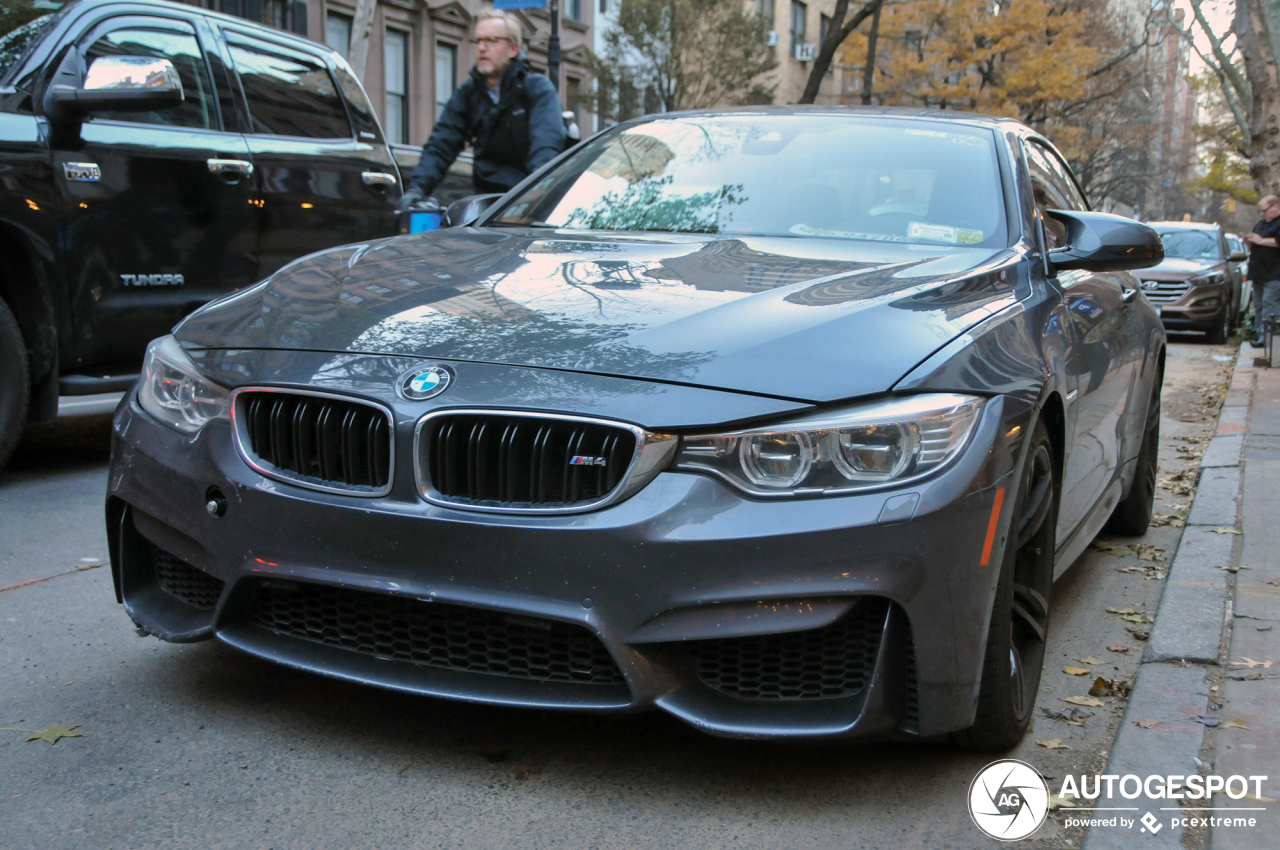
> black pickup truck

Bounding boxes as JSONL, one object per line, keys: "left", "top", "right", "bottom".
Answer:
{"left": 0, "top": 0, "right": 406, "bottom": 466}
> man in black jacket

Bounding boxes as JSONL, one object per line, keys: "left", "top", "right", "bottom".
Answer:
{"left": 399, "top": 10, "right": 565, "bottom": 208}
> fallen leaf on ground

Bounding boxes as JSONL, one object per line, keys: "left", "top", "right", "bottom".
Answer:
{"left": 1041, "top": 707, "right": 1093, "bottom": 725}
{"left": 1133, "top": 544, "right": 1168, "bottom": 562}
{"left": 1091, "top": 540, "right": 1129, "bottom": 553}
{"left": 1192, "top": 715, "right": 1221, "bottom": 727}
{"left": 24, "top": 724, "right": 83, "bottom": 745}
{"left": 1064, "top": 666, "right": 1091, "bottom": 676}
{"left": 1150, "top": 513, "right": 1186, "bottom": 528}
{"left": 1229, "top": 657, "right": 1274, "bottom": 669}
{"left": 1120, "top": 612, "right": 1155, "bottom": 624}
{"left": 1076, "top": 656, "right": 1106, "bottom": 665}
{"left": 1048, "top": 794, "right": 1079, "bottom": 811}
{"left": 1134, "top": 719, "right": 1160, "bottom": 729}
{"left": 1125, "top": 626, "right": 1151, "bottom": 640}
{"left": 1206, "top": 527, "right": 1242, "bottom": 535}
{"left": 513, "top": 764, "right": 543, "bottom": 780}
{"left": 1037, "top": 738, "right": 1072, "bottom": 749}
{"left": 1221, "top": 720, "right": 1249, "bottom": 729}
{"left": 1107, "top": 645, "right": 1131, "bottom": 653}
{"left": 1106, "top": 606, "right": 1138, "bottom": 615}
{"left": 1216, "top": 565, "right": 1251, "bottom": 573}
{"left": 1267, "top": 579, "right": 1280, "bottom": 587}
{"left": 1089, "top": 677, "right": 1132, "bottom": 698}
{"left": 1062, "top": 696, "right": 1106, "bottom": 707}
{"left": 1259, "top": 625, "right": 1273, "bottom": 632}
{"left": 75, "top": 561, "right": 103, "bottom": 572}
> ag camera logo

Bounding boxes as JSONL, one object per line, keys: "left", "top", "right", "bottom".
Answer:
{"left": 399, "top": 365, "right": 453, "bottom": 401}
{"left": 969, "top": 759, "right": 1049, "bottom": 841}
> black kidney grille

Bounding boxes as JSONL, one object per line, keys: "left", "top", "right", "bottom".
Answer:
{"left": 152, "top": 544, "right": 225, "bottom": 611}
{"left": 240, "top": 392, "right": 390, "bottom": 490}
{"left": 686, "top": 597, "right": 890, "bottom": 700}
{"left": 425, "top": 414, "right": 636, "bottom": 507}
{"left": 247, "top": 580, "right": 626, "bottom": 686}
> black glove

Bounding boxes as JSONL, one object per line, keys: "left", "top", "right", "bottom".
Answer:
{"left": 395, "top": 187, "right": 424, "bottom": 214}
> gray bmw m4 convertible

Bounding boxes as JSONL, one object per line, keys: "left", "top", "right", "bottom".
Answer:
{"left": 107, "top": 108, "right": 1165, "bottom": 749}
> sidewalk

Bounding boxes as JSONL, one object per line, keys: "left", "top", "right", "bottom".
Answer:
{"left": 1084, "top": 344, "right": 1278, "bottom": 850}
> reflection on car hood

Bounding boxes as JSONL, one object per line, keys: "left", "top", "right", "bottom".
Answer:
{"left": 176, "top": 230, "right": 1017, "bottom": 402}
{"left": 1140, "top": 257, "right": 1221, "bottom": 279}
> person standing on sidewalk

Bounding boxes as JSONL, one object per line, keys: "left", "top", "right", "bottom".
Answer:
{"left": 397, "top": 10, "right": 565, "bottom": 210}
{"left": 1245, "top": 194, "right": 1280, "bottom": 347}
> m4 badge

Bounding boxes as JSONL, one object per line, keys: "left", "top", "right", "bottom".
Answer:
{"left": 570, "top": 456, "right": 607, "bottom": 466}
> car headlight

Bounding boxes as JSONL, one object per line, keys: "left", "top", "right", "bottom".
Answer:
{"left": 674, "top": 393, "right": 985, "bottom": 497}
{"left": 137, "top": 335, "right": 230, "bottom": 434}
{"left": 1188, "top": 272, "right": 1226, "bottom": 287}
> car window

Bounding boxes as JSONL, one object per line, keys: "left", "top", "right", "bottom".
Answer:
{"left": 1029, "top": 141, "right": 1088, "bottom": 211}
{"left": 1022, "top": 144, "right": 1077, "bottom": 250}
{"left": 1158, "top": 230, "right": 1222, "bottom": 260}
{"left": 332, "top": 59, "right": 380, "bottom": 141}
{"left": 226, "top": 35, "right": 351, "bottom": 139}
{"left": 493, "top": 115, "right": 1009, "bottom": 248}
{"left": 82, "top": 23, "right": 217, "bottom": 130}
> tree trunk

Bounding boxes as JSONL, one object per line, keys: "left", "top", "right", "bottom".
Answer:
{"left": 860, "top": 6, "right": 880, "bottom": 105}
{"left": 347, "top": 0, "right": 378, "bottom": 81}
{"left": 1238, "top": 0, "right": 1280, "bottom": 196}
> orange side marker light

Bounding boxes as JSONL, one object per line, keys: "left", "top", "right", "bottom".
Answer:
{"left": 979, "top": 486, "right": 1006, "bottom": 567}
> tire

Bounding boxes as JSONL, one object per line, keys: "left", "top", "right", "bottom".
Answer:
{"left": 0, "top": 298, "right": 30, "bottom": 469}
{"left": 953, "top": 419, "right": 1057, "bottom": 750}
{"left": 1107, "top": 371, "right": 1161, "bottom": 536}
{"left": 1205, "top": 308, "right": 1229, "bottom": 344}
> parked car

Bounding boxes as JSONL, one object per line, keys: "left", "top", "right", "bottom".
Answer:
{"left": 1137, "top": 222, "right": 1243, "bottom": 343}
{"left": 106, "top": 108, "right": 1165, "bottom": 749}
{"left": 0, "top": 0, "right": 402, "bottom": 466}
{"left": 1225, "top": 232, "right": 1252, "bottom": 313}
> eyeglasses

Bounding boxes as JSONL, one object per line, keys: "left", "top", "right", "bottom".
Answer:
{"left": 471, "top": 36, "right": 512, "bottom": 46}
{"left": 1260, "top": 201, "right": 1278, "bottom": 213}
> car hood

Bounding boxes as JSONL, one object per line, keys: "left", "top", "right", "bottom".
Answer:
{"left": 176, "top": 229, "right": 1018, "bottom": 403}
{"left": 1138, "top": 257, "right": 1222, "bottom": 280}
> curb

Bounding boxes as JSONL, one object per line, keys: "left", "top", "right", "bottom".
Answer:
{"left": 1082, "top": 343, "right": 1251, "bottom": 850}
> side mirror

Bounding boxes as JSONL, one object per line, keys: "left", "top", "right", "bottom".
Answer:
{"left": 44, "top": 56, "right": 184, "bottom": 124}
{"left": 1046, "top": 210, "right": 1163, "bottom": 273}
{"left": 443, "top": 193, "right": 502, "bottom": 228}
{"left": 1230, "top": 248, "right": 1247, "bottom": 262}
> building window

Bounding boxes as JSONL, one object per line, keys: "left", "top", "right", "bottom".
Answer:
{"left": 325, "top": 12, "right": 351, "bottom": 59}
{"left": 567, "top": 76, "right": 582, "bottom": 125}
{"left": 264, "top": 0, "right": 287, "bottom": 29}
{"left": 790, "top": 1, "right": 806, "bottom": 55}
{"left": 567, "top": 0, "right": 582, "bottom": 21}
{"left": 819, "top": 13, "right": 832, "bottom": 73}
{"left": 755, "top": 0, "right": 774, "bottom": 25}
{"left": 599, "top": 0, "right": 608, "bottom": 12}
{"left": 435, "top": 42, "right": 457, "bottom": 123}
{"left": 384, "top": 29, "right": 408, "bottom": 144}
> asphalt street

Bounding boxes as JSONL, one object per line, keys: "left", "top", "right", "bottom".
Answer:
{"left": 0, "top": 340, "right": 1235, "bottom": 850}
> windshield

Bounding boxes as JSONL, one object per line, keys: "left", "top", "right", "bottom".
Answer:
{"left": 1159, "top": 230, "right": 1221, "bottom": 261}
{"left": 492, "top": 115, "right": 1009, "bottom": 248}
{"left": 0, "top": 1, "right": 63, "bottom": 82}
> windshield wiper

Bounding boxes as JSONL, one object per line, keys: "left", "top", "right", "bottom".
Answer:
{"left": 490, "top": 220, "right": 559, "bottom": 228}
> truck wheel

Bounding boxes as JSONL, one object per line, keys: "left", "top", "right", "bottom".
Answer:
{"left": 953, "top": 420, "right": 1057, "bottom": 750}
{"left": 0, "top": 298, "right": 30, "bottom": 469}
{"left": 1107, "top": 373, "right": 1161, "bottom": 536}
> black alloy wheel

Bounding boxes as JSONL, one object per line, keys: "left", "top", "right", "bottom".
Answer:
{"left": 953, "top": 419, "right": 1057, "bottom": 750}
{"left": 1107, "top": 369, "right": 1162, "bottom": 536}
{"left": 0, "top": 298, "right": 30, "bottom": 469}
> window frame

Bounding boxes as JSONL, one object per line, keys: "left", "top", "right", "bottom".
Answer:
{"left": 383, "top": 26, "right": 409, "bottom": 145}
{"left": 435, "top": 40, "right": 457, "bottom": 124}
{"left": 790, "top": 0, "right": 806, "bottom": 54}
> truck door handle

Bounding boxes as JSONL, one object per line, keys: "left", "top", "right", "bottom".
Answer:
{"left": 1121, "top": 286, "right": 1138, "bottom": 303}
{"left": 362, "top": 171, "right": 397, "bottom": 189}
{"left": 207, "top": 159, "right": 254, "bottom": 179}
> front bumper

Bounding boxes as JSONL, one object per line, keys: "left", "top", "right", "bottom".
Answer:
{"left": 107, "top": 378, "right": 1029, "bottom": 741}
{"left": 1153, "top": 281, "right": 1228, "bottom": 330}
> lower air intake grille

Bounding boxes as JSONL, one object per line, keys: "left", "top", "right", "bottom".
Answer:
{"left": 237, "top": 391, "right": 391, "bottom": 493}
{"left": 686, "top": 597, "right": 890, "bottom": 700}
{"left": 152, "top": 545, "right": 225, "bottom": 611}
{"left": 422, "top": 413, "right": 637, "bottom": 509}
{"left": 247, "top": 581, "right": 626, "bottom": 686}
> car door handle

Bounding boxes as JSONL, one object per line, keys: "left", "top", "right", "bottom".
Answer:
{"left": 207, "top": 158, "right": 254, "bottom": 178}
{"left": 362, "top": 171, "right": 398, "bottom": 188}
{"left": 1121, "top": 286, "right": 1138, "bottom": 303}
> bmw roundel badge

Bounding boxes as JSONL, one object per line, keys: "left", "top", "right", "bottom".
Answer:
{"left": 399, "top": 365, "right": 454, "bottom": 401}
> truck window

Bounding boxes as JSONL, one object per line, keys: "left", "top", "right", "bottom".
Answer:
{"left": 83, "top": 25, "right": 217, "bottom": 130}
{"left": 226, "top": 36, "right": 352, "bottom": 139}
